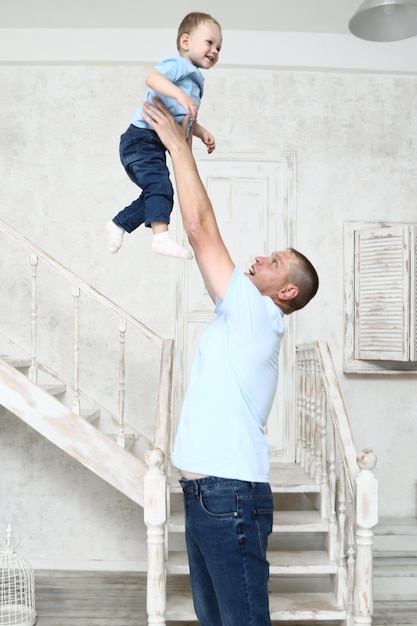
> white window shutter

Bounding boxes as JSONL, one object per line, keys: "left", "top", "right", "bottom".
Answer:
{"left": 354, "top": 225, "right": 410, "bottom": 361}
{"left": 411, "top": 225, "right": 417, "bottom": 361}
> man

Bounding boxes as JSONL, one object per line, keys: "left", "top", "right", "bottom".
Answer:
{"left": 143, "top": 99, "right": 319, "bottom": 626}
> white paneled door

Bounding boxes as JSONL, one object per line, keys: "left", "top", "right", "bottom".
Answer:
{"left": 173, "top": 151, "right": 297, "bottom": 462}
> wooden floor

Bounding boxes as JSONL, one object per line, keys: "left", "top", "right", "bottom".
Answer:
{"left": 34, "top": 571, "right": 198, "bottom": 626}
{"left": 33, "top": 570, "right": 417, "bottom": 626}
{"left": 34, "top": 570, "right": 147, "bottom": 626}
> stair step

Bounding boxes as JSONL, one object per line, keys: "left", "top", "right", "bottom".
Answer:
{"left": 167, "top": 550, "right": 336, "bottom": 576}
{"left": 80, "top": 408, "right": 100, "bottom": 423}
{"left": 270, "top": 592, "right": 345, "bottom": 620}
{"left": 374, "top": 556, "right": 417, "bottom": 575}
{"left": 274, "top": 510, "right": 328, "bottom": 532}
{"left": 40, "top": 382, "right": 66, "bottom": 396}
{"left": 374, "top": 557, "right": 417, "bottom": 601}
{"left": 373, "top": 600, "right": 417, "bottom": 625}
{"left": 106, "top": 433, "right": 135, "bottom": 450}
{"left": 166, "top": 552, "right": 190, "bottom": 575}
{"left": 0, "top": 355, "right": 31, "bottom": 368}
{"left": 168, "top": 509, "right": 327, "bottom": 534}
{"left": 375, "top": 517, "right": 417, "bottom": 535}
{"left": 374, "top": 517, "right": 417, "bottom": 557}
{"left": 272, "top": 464, "right": 321, "bottom": 493}
{"left": 165, "top": 591, "right": 345, "bottom": 622}
{"left": 269, "top": 551, "right": 337, "bottom": 575}
{"left": 168, "top": 512, "right": 185, "bottom": 532}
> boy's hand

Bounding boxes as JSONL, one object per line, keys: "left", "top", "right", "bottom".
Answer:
{"left": 176, "top": 92, "right": 198, "bottom": 120}
{"left": 201, "top": 131, "right": 216, "bottom": 154}
{"left": 192, "top": 123, "right": 216, "bottom": 154}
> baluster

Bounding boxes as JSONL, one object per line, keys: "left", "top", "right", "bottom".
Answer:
{"left": 117, "top": 320, "right": 127, "bottom": 447}
{"left": 354, "top": 449, "right": 378, "bottom": 626}
{"left": 319, "top": 379, "right": 329, "bottom": 517}
{"left": 327, "top": 421, "right": 337, "bottom": 561}
{"left": 296, "top": 354, "right": 304, "bottom": 464}
{"left": 29, "top": 254, "right": 38, "bottom": 383}
{"left": 299, "top": 356, "right": 307, "bottom": 468}
{"left": 304, "top": 353, "right": 312, "bottom": 473}
{"left": 144, "top": 447, "right": 167, "bottom": 626}
{"left": 347, "top": 495, "right": 355, "bottom": 625}
{"left": 309, "top": 350, "right": 318, "bottom": 480}
{"left": 313, "top": 354, "right": 322, "bottom": 484}
{"left": 72, "top": 285, "right": 81, "bottom": 414}
{"left": 336, "top": 461, "right": 347, "bottom": 605}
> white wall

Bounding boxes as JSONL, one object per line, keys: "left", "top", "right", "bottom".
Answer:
{"left": 1, "top": 27, "right": 417, "bottom": 566}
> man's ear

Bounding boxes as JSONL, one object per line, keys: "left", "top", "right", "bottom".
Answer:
{"left": 180, "top": 33, "right": 190, "bottom": 51}
{"left": 278, "top": 284, "right": 298, "bottom": 301}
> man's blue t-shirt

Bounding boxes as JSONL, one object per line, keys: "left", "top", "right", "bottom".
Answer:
{"left": 171, "top": 268, "right": 285, "bottom": 482}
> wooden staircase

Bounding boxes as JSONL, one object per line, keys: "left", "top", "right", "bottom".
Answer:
{"left": 0, "top": 354, "right": 147, "bottom": 506}
{"left": 1, "top": 339, "right": 379, "bottom": 625}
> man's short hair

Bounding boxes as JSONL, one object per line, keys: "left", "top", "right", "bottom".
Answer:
{"left": 286, "top": 248, "right": 319, "bottom": 313}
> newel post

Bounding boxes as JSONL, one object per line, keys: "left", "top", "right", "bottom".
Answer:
{"left": 353, "top": 449, "right": 378, "bottom": 626}
{"left": 144, "top": 447, "right": 167, "bottom": 626}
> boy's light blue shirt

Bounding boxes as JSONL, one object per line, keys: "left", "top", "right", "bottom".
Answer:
{"left": 131, "top": 56, "right": 204, "bottom": 129}
{"left": 171, "top": 268, "right": 285, "bottom": 483}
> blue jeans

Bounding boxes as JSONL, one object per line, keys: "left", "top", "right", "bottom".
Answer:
{"left": 113, "top": 125, "right": 174, "bottom": 232}
{"left": 179, "top": 476, "right": 273, "bottom": 626}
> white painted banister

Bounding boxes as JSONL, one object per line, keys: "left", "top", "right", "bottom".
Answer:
{"left": 117, "top": 319, "right": 127, "bottom": 447}
{"left": 72, "top": 284, "right": 81, "bottom": 414}
{"left": 315, "top": 340, "right": 358, "bottom": 490}
{"left": 296, "top": 341, "right": 378, "bottom": 626}
{"left": 0, "top": 218, "right": 163, "bottom": 346}
{"left": 153, "top": 339, "right": 174, "bottom": 470}
{"left": 354, "top": 449, "right": 378, "bottom": 626}
{"left": 29, "top": 253, "right": 38, "bottom": 384}
{"left": 0, "top": 219, "right": 172, "bottom": 447}
{"left": 144, "top": 447, "right": 167, "bottom": 625}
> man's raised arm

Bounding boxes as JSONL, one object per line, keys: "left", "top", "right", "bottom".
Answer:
{"left": 142, "top": 100, "right": 234, "bottom": 302}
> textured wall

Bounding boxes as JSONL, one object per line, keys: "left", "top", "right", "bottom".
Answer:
{"left": 1, "top": 60, "right": 417, "bottom": 565}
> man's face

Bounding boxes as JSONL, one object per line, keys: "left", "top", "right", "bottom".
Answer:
{"left": 245, "top": 250, "right": 294, "bottom": 300}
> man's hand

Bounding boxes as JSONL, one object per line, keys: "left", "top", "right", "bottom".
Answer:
{"left": 142, "top": 98, "right": 191, "bottom": 154}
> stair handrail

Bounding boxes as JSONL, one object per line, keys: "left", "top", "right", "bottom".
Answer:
{"left": 315, "top": 340, "right": 359, "bottom": 490}
{"left": 0, "top": 218, "right": 174, "bottom": 448}
{"left": 296, "top": 340, "right": 378, "bottom": 626}
{"left": 0, "top": 218, "right": 164, "bottom": 346}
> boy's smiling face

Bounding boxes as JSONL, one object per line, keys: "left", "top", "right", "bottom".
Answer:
{"left": 180, "top": 21, "right": 222, "bottom": 70}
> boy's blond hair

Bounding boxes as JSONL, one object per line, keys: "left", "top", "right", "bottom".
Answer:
{"left": 176, "top": 12, "right": 221, "bottom": 51}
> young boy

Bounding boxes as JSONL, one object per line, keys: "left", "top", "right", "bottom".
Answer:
{"left": 105, "top": 12, "right": 222, "bottom": 258}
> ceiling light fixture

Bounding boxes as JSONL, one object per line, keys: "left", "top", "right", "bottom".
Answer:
{"left": 348, "top": 0, "right": 417, "bottom": 41}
